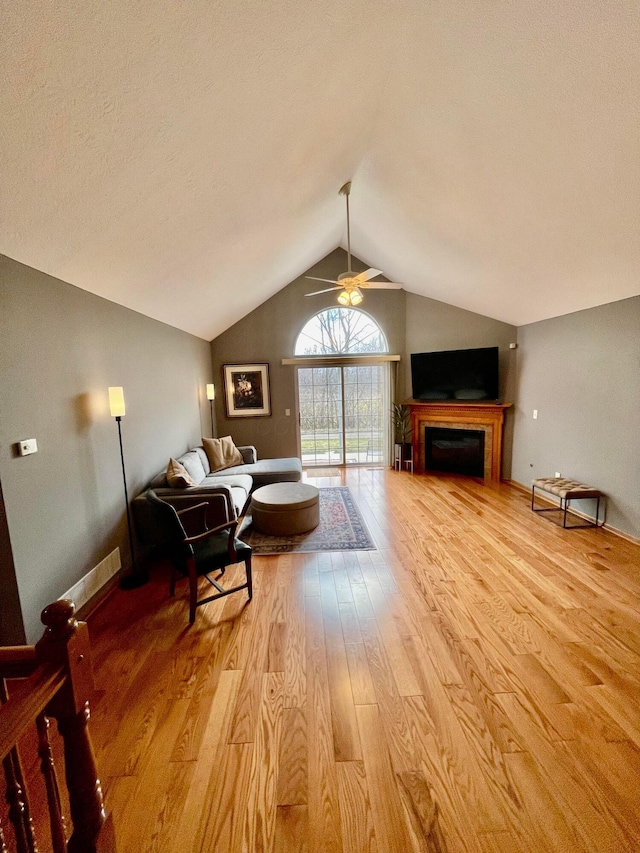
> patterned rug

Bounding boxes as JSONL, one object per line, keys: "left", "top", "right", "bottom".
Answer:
{"left": 243, "top": 486, "right": 376, "bottom": 554}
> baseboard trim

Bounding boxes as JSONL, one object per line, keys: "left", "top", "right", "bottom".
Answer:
{"left": 506, "top": 479, "right": 640, "bottom": 545}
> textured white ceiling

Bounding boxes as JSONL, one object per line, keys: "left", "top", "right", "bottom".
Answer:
{"left": 2, "top": 1, "right": 639, "bottom": 339}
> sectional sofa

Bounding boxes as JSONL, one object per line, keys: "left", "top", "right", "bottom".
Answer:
{"left": 133, "top": 444, "right": 302, "bottom": 553}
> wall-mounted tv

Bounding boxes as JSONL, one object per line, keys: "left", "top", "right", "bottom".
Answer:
{"left": 411, "top": 346, "right": 500, "bottom": 402}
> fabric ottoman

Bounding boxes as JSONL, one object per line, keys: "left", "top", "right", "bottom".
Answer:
{"left": 251, "top": 482, "right": 320, "bottom": 536}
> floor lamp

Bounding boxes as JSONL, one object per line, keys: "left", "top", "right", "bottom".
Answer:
{"left": 109, "top": 387, "right": 148, "bottom": 590}
{"left": 206, "top": 383, "right": 215, "bottom": 437}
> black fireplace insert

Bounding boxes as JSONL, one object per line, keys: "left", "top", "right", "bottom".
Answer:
{"left": 425, "top": 427, "right": 485, "bottom": 477}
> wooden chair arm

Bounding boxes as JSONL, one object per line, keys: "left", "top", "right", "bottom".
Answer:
{"left": 176, "top": 502, "right": 209, "bottom": 534}
{"left": 184, "top": 518, "right": 238, "bottom": 545}
{"left": 164, "top": 493, "right": 234, "bottom": 535}
{"left": 176, "top": 502, "right": 209, "bottom": 516}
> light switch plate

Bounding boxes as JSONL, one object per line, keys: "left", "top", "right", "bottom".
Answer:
{"left": 19, "top": 438, "right": 38, "bottom": 456}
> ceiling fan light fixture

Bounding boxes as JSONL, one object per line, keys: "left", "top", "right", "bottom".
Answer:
{"left": 337, "top": 287, "right": 363, "bottom": 306}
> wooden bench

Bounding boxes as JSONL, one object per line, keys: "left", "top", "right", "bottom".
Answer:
{"left": 531, "top": 477, "right": 604, "bottom": 529}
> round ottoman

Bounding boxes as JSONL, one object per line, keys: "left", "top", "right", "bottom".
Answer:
{"left": 251, "top": 482, "right": 320, "bottom": 536}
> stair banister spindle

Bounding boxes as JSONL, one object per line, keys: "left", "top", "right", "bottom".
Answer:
{"left": 1, "top": 678, "right": 39, "bottom": 853}
{"left": 36, "top": 712, "right": 67, "bottom": 853}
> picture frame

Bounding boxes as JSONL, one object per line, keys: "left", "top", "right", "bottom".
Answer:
{"left": 223, "top": 363, "right": 271, "bottom": 418}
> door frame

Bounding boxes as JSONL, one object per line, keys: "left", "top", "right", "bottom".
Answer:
{"left": 294, "top": 359, "right": 394, "bottom": 468}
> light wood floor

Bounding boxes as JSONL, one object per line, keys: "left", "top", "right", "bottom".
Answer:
{"left": 48, "top": 470, "right": 640, "bottom": 850}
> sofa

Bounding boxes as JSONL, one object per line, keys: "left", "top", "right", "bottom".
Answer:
{"left": 133, "top": 445, "right": 302, "bottom": 553}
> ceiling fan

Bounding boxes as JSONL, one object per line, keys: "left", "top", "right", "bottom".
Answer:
{"left": 305, "top": 181, "right": 403, "bottom": 306}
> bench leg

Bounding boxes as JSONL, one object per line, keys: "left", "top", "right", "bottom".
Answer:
{"left": 562, "top": 496, "right": 601, "bottom": 529}
{"left": 531, "top": 485, "right": 562, "bottom": 516}
{"left": 532, "top": 488, "right": 603, "bottom": 529}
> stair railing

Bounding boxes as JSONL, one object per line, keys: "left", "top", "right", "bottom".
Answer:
{"left": 0, "top": 599, "right": 116, "bottom": 853}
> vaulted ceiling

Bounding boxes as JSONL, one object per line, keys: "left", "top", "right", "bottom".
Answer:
{"left": 3, "top": 1, "right": 639, "bottom": 340}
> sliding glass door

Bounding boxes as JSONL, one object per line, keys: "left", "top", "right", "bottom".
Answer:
{"left": 298, "top": 364, "right": 388, "bottom": 466}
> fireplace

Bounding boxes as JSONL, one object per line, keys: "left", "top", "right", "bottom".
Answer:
{"left": 407, "top": 401, "right": 511, "bottom": 482}
{"left": 425, "top": 427, "right": 485, "bottom": 477}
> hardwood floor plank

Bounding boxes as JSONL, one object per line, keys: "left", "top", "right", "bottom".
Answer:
{"left": 306, "top": 594, "right": 343, "bottom": 852}
{"left": 275, "top": 805, "right": 309, "bottom": 853}
{"left": 345, "top": 642, "right": 377, "bottom": 705}
{"left": 228, "top": 565, "right": 279, "bottom": 744}
{"left": 174, "top": 669, "right": 244, "bottom": 852}
{"left": 242, "top": 671, "right": 285, "bottom": 853}
{"left": 321, "top": 571, "right": 362, "bottom": 761}
{"left": 266, "top": 621, "right": 287, "bottom": 672}
{"left": 336, "top": 761, "right": 378, "bottom": 853}
{"left": 170, "top": 622, "right": 234, "bottom": 761}
{"left": 278, "top": 708, "right": 308, "bottom": 806}
{"left": 503, "top": 751, "right": 590, "bottom": 852}
{"left": 284, "top": 559, "right": 307, "bottom": 708}
{"left": 359, "top": 619, "right": 419, "bottom": 772}
{"left": 355, "top": 704, "right": 413, "bottom": 853}
{"left": 198, "top": 742, "right": 254, "bottom": 853}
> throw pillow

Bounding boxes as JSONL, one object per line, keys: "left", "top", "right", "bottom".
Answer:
{"left": 166, "top": 457, "right": 198, "bottom": 488}
{"left": 202, "top": 436, "right": 244, "bottom": 473}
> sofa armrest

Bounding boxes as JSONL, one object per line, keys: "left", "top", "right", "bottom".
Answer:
{"left": 238, "top": 445, "right": 257, "bottom": 464}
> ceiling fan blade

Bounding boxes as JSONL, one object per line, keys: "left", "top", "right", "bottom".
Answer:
{"left": 363, "top": 282, "right": 403, "bottom": 289}
{"left": 305, "top": 276, "right": 340, "bottom": 284}
{"left": 305, "top": 286, "right": 341, "bottom": 296}
{"left": 354, "top": 268, "right": 384, "bottom": 282}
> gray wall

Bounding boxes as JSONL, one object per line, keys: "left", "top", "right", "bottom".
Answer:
{"left": 0, "top": 256, "right": 213, "bottom": 642}
{"left": 211, "top": 249, "right": 517, "bottom": 475}
{"left": 211, "top": 249, "right": 407, "bottom": 458}
{"left": 511, "top": 296, "right": 640, "bottom": 539}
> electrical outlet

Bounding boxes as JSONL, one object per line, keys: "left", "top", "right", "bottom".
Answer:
{"left": 18, "top": 438, "right": 38, "bottom": 456}
{"left": 555, "top": 471, "right": 562, "bottom": 478}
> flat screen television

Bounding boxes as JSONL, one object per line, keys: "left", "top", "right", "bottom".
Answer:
{"left": 411, "top": 346, "right": 500, "bottom": 402}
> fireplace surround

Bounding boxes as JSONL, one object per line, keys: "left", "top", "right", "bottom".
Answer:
{"left": 407, "top": 401, "right": 511, "bottom": 482}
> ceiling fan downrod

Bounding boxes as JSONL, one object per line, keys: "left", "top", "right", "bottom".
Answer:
{"left": 339, "top": 181, "right": 352, "bottom": 274}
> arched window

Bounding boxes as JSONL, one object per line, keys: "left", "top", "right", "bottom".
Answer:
{"left": 294, "top": 308, "right": 388, "bottom": 356}
{"left": 293, "top": 309, "right": 392, "bottom": 467}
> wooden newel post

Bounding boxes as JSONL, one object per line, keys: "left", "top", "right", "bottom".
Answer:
{"left": 36, "top": 600, "right": 115, "bottom": 853}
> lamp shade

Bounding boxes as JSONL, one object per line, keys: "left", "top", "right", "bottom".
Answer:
{"left": 108, "top": 386, "right": 126, "bottom": 417}
{"left": 206, "top": 383, "right": 215, "bottom": 401}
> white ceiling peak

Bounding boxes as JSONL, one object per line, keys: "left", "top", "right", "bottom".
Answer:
{"left": 2, "top": 1, "right": 639, "bottom": 339}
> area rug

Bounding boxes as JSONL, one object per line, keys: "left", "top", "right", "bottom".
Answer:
{"left": 243, "top": 486, "right": 376, "bottom": 554}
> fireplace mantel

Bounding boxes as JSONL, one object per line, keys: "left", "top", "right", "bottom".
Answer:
{"left": 407, "top": 401, "right": 512, "bottom": 482}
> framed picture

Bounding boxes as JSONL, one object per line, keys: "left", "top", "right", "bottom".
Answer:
{"left": 223, "top": 363, "right": 271, "bottom": 418}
